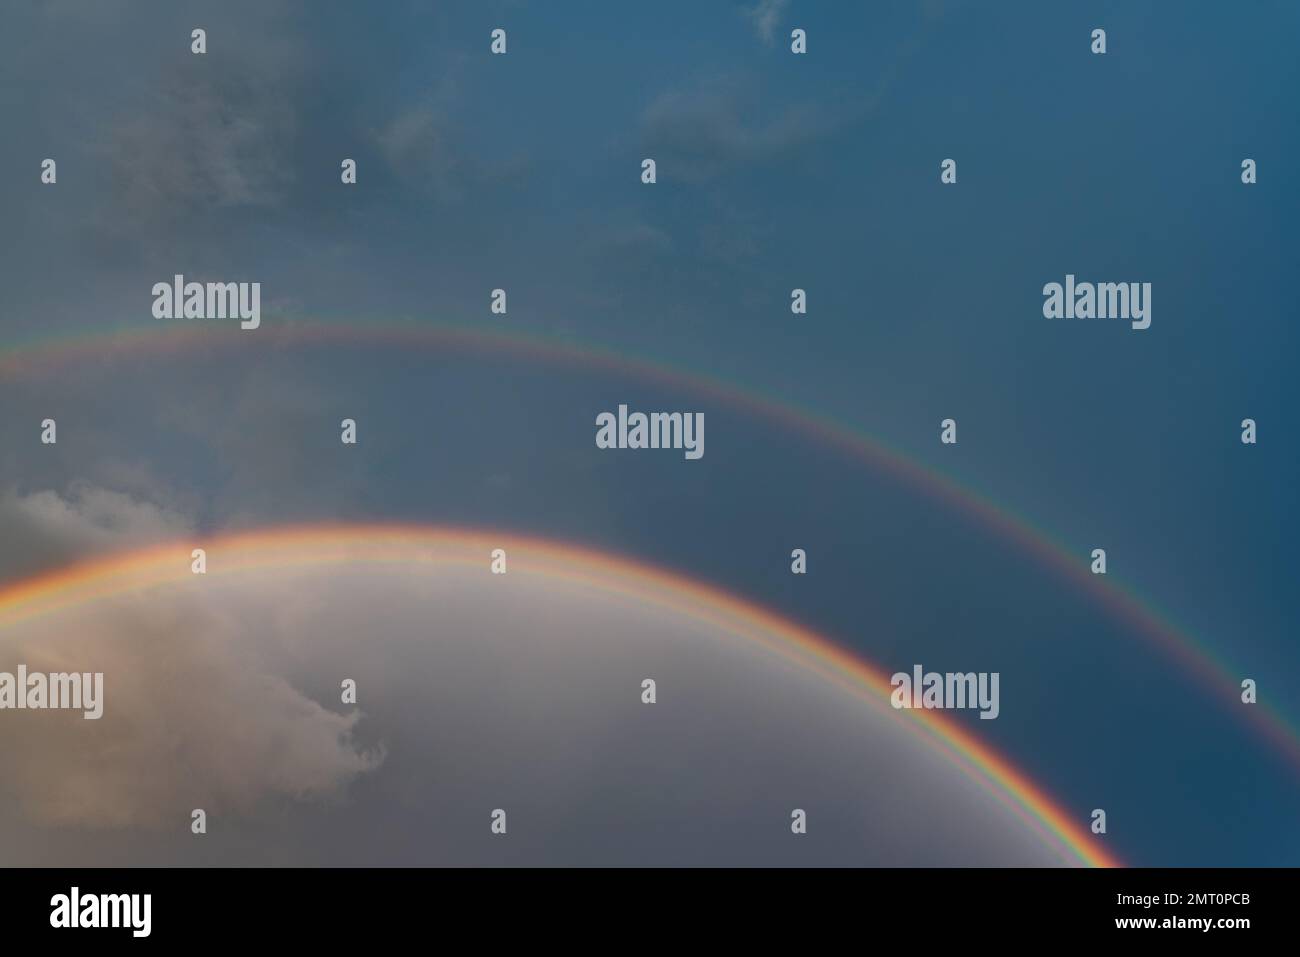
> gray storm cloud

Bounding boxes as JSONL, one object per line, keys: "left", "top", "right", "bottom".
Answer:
{"left": 0, "top": 484, "right": 194, "bottom": 582}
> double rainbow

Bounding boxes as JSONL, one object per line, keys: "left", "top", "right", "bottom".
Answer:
{"left": 3, "top": 315, "right": 1290, "bottom": 865}
{"left": 2, "top": 317, "right": 1290, "bottom": 772}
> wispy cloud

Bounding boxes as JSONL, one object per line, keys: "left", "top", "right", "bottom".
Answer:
{"left": 745, "top": 0, "right": 790, "bottom": 45}
{"left": 639, "top": 75, "right": 839, "bottom": 183}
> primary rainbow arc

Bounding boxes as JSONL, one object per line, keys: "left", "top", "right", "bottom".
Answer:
{"left": 0, "top": 523, "right": 1120, "bottom": 868}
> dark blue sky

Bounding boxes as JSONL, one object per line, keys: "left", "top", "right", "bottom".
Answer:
{"left": 1, "top": 0, "right": 1297, "bottom": 865}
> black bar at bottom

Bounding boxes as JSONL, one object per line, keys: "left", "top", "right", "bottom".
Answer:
{"left": 0, "top": 867, "right": 1285, "bottom": 943}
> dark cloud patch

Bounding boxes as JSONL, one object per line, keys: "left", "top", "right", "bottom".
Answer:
{"left": 0, "top": 484, "right": 193, "bottom": 583}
